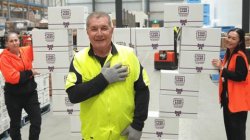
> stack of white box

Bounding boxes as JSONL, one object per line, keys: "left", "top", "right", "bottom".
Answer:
{"left": 132, "top": 27, "right": 178, "bottom": 139}
{"left": 0, "top": 72, "right": 10, "bottom": 135}
{"left": 48, "top": 5, "right": 91, "bottom": 52}
{"left": 156, "top": 2, "right": 221, "bottom": 139}
{"left": 50, "top": 73, "right": 80, "bottom": 116}
{"left": 32, "top": 22, "right": 75, "bottom": 117}
{"left": 157, "top": 27, "right": 220, "bottom": 138}
{"left": 179, "top": 27, "right": 221, "bottom": 74}
{"left": 34, "top": 73, "right": 50, "bottom": 108}
{"left": 32, "top": 29, "right": 74, "bottom": 73}
{"left": 159, "top": 70, "right": 200, "bottom": 118}
{"left": 46, "top": 6, "right": 89, "bottom": 136}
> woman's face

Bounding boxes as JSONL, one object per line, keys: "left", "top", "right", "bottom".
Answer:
{"left": 6, "top": 33, "right": 20, "bottom": 54}
{"left": 225, "top": 31, "right": 240, "bottom": 51}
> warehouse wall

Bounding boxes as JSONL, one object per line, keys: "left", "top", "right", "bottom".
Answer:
{"left": 66, "top": 0, "right": 242, "bottom": 27}
{"left": 215, "top": 0, "right": 242, "bottom": 27}
{"left": 66, "top": 0, "right": 183, "bottom": 19}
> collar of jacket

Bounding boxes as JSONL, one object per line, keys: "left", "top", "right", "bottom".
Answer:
{"left": 88, "top": 42, "right": 118, "bottom": 56}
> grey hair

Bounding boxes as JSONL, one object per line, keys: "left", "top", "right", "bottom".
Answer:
{"left": 5, "top": 32, "right": 19, "bottom": 43}
{"left": 86, "top": 11, "right": 112, "bottom": 28}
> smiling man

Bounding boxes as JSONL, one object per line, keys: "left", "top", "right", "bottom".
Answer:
{"left": 65, "top": 12, "right": 150, "bottom": 140}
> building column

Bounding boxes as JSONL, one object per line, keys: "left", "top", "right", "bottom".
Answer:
{"left": 242, "top": 0, "right": 250, "bottom": 32}
{"left": 115, "top": 0, "right": 122, "bottom": 27}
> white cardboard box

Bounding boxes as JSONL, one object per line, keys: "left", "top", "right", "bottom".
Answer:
{"left": 38, "top": 90, "right": 44, "bottom": 107}
{"left": 35, "top": 73, "right": 50, "bottom": 92}
{"left": 43, "top": 88, "right": 50, "bottom": 107}
{"left": 135, "top": 28, "right": 174, "bottom": 51}
{"left": 52, "top": 92, "right": 80, "bottom": 115}
{"left": 70, "top": 115, "right": 81, "bottom": 136}
{"left": 51, "top": 73, "right": 68, "bottom": 90}
{"left": 159, "top": 93, "right": 198, "bottom": 118}
{"left": 76, "top": 28, "right": 89, "bottom": 50}
{"left": 48, "top": 6, "right": 88, "bottom": 29}
{"left": 0, "top": 71, "right": 5, "bottom": 87}
{"left": 0, "top": 117, "right": 10, "bottom": 134}
{"left": 180, "top": 27, "right": 221, "bottom": 51}
{"left": 142, "top": 111, "right": 179, "bottom": 139}
{"left": 32, "top": 29, "right": 73, "bottom": 52}
{"left": 33, "top": 51, "right": 72, "bottom": 73}
{"left": 160, "top": 70, "right": 200, "bottom": 96}
{"left": 179, "top": 51, "right": 220, "bottom": 74}
{"left": 113, "top": 28, "right": 136, "bottom": 49}
{"left": 164, "top": 3, "right": 203, "bottom": 27}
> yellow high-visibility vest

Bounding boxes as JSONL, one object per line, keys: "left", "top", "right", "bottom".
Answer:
{"left": 66, "top": 44, "right": 149, "bottom": 140}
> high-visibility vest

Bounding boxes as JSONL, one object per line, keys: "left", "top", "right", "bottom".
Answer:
{"left": 66, "top": 44, "right": 150, "bottom": 140}
{"left": 219, "top": 50, "right": 250, "bottom": 112}
{"left": 0, "top": 46, "right": 33, "bottom": 84}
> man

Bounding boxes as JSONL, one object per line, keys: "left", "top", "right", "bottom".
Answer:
{"left": 65, "top": 12, "right": 150, "bottom": 140}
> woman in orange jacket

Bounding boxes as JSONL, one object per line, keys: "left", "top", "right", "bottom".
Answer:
{"left": 0, "top": 32, "right": 41, "bottom": 140}
{"left": 212, "top": 28, "right": 249, "bottom": 140}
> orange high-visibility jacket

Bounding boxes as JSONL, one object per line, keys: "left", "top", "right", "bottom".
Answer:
{"left": 219, "top": 50, "right": 250, "bottom": 112}
{"left": 0, "top": 45, "right": 36, "bottom": 95}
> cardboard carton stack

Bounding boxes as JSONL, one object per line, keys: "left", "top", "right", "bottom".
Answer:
{"left": 149, "top": 2, "right": 221, "bottom": 139}
{"left": 159, "top": 70, "right": 200, "bottom": 118}
{"left": 45, "top": 6, "right": 89, "bottom": 136}
{"left": 32, "top": 29, "right": 74, "bottom": 73}
{"left": 178, "top": 27, "right": 221, "bottom": 74}
{"left": 0, "top": 72, "right": 10, "bottom": 135}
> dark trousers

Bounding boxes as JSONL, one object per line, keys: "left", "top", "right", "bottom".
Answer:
{"left": 4, "top": 91, "right": 41, "bottom": 140}
{"left": 223, "top": 105, "right": 248, "bottom": 140}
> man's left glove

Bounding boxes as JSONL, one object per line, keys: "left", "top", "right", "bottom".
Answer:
{"left": 121, "top": 125, "right": 142, "bottom": 140}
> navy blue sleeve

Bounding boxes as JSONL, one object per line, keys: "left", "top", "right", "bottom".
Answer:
{"left": 19, "top": 70, "right": 33, "bottom": 84}
{"left": 131, "top": 64, "right": 150, "bottom": 131}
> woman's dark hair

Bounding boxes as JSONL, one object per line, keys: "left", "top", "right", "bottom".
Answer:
{"left": 225, "top": 28, "right": 246, "bottom": 59}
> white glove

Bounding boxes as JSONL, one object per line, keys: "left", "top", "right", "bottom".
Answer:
{"left": 101, "top": 62, "right": 128, "bottom": 84}
{"left": 121, "top": 125, "right": 142, "bottom": 140}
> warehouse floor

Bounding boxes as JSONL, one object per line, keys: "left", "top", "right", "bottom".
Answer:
{"left": 6, "top": 51, "right": 250, "bottom": 140}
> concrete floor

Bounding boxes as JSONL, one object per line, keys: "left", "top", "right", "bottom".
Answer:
{"left": 6, "top": 51, "right": 250, "bottom": 140}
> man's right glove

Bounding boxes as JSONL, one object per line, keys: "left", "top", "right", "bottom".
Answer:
{"left": 101, "top": 62, "right": 128, "bottom": 84}
{"left": 121, "top": 125, "right": 142, "bottom": 140}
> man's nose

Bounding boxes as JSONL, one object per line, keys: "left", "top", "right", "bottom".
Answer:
{"left": 96, "top": 29, "right": 103, "bottom": 35}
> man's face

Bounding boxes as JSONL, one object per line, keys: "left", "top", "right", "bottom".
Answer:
{"left": 87, "top": 16, "right": 113, "bottom": 50}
